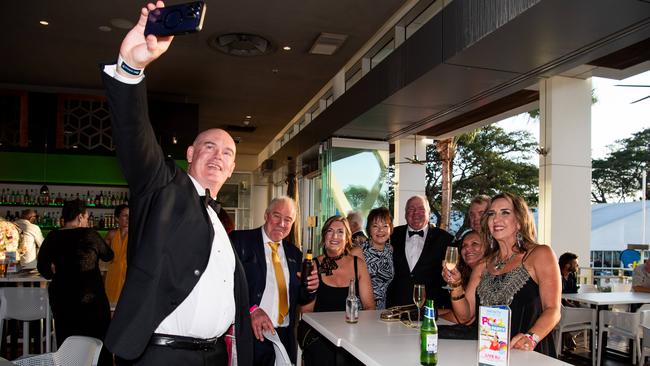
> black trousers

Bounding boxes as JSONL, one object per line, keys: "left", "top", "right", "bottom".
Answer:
{"left": 132, "top": 342, "right": 228, "bottom": 366}
{"left": 254, "top": 326, "right": 291, "bottom": 366}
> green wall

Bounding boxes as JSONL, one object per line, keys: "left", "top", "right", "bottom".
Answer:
{"left": 0, "top": 152, "right": 188, "bottom": 185}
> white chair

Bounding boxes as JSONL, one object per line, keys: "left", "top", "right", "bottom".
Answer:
{"left": 579, "top": 284, "right": 599, "bottom": 293}
{"left": 597, "top": 309, "right": 650, "bottom": 366}
{"left": 642, "top": 324, "right": 650, "bottom": 365}
{"left": 13, "top": 335, "right": 103, "bottom": 366}
{"left": 554, "top": 305, "right": 596, "bottom": 358}
{"left": 0, "top": 287, "right": 53, "bottom": 356}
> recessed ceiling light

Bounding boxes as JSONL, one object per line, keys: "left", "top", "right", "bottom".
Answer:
{"left": 39, "top": 20, "right": 49, "bottom": 26}
{"left": 282, "top": 46, "right": 291, "bottom": 51}
{"left": 245, "top": 115, "right": 251, "bottom": 119}
{"left": 98, "top": 25, "right": 112, "bottom": 32}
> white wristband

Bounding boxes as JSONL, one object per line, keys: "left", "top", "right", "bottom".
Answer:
{"left": 117, "top": 55, "right": 143, "bottom": 76}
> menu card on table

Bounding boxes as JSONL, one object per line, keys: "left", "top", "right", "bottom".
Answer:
{"left": 478, "top": 305, "right": 511, "bottom": 366}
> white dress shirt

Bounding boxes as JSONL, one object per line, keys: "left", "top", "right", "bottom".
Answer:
{"left": 259, "top": 229, "right": 290, "bottom": 328}
{"left": 405, "top": 225, "right": 429, "bottom": 272}
{"left": 155, "top": 175, "right": 236, "bottom": 339}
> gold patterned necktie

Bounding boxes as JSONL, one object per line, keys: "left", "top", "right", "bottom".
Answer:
{"left": 269, "top": 242, "right": 289, "bottom": 325}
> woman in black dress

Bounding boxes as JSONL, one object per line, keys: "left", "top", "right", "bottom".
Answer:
{"left": 444, "top": 193, "right": 561, "bottom": 356}
{"left": 37, "top": 199, "right": 114, "bottom": 365}
{"left": 298, "top": 215, "right": 375, "bottom": 366}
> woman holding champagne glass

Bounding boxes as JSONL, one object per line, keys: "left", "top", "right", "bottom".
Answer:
{"left": 443, "top": 193, "right": 561, "bottom": 356}
{"left": 439, "top": 230, "right": 484, "bottom": 323}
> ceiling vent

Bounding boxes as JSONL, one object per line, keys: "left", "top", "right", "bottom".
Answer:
{"left": 309, "top": 32, "right": 348, "bottom": 55}
{"left": 209, "top": 33, "right": 275, "bottom": 57}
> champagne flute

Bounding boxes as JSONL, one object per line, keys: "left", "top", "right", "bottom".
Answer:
{"left": 445, "top": 246, "right": 459, "bottom": 272}
{"left": 413, "top": 284, "right": 426, "bottom": 328}
{"left": 442, "top": 246, "right": 459, "bottom": 290}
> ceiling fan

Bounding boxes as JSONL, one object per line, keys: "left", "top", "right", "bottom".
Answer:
{"left": 615, "top": 84, "right": 650, "bottom": 104}
{"left": 395, "top": 135, "right": 434, "bottom": 165}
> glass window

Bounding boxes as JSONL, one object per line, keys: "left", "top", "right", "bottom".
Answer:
{"left": 345, "top": 68, "right": 362, "bottom": 91}
{"left": 370, "top": 39, "right": 395, "bottom": 69}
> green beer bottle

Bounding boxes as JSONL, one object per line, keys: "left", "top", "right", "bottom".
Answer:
{"left": 420, "top": 299, "right": 438, "bottom": 365}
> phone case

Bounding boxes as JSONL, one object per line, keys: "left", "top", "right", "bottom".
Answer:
{"left": 144, "top": 1, "right": 206, "bottom": 37}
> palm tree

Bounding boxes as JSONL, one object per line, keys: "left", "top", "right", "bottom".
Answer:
{"left": 435, "top": 138, "right": 455, "bottom": 230}
{"left": 434, "top": 131, "right": 478, "bottom": 230}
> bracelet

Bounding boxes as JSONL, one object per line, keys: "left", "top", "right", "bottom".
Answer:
{"left": 451, "top": 293, "right": 465, "bottom": 301}
{"left": 524, "top": 333, "right": 539, "bottom": 347}
{"left": 118, "top": 54, "right": 143, "bottom": 76}
{"left": 249, "top": 305, "right": 259, "bottom": 314}
{"left": 450, "top": 281, "right": 463, "bottom": 289}
{"left": 450, "top": 285, "right": 464, "bottom": 293}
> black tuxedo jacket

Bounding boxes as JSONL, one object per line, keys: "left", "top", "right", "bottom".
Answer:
{"left": 102, "top": 73, "right": 252, "bottom": 364}
{"left": 386, "top": 224, "right": 454, "bottom": 308}
{"left": 230, "top": 228, "right": 313, "bottom": 363}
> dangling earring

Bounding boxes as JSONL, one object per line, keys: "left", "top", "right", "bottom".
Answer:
{"left": 516, "top": 232, "right": 524, "bottom": 249}
{"left": 488, "top": 234, "right": 495, "bottom": 250}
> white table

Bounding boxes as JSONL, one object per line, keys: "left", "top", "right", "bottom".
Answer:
{"left": 561, "top": 292, "right": 650, "bottom": 308}
{"left": 302, "top": 310, "right": 570, "bottom": 366}
{"left": 0, "top": 271, "right": 49, "bottom": 284}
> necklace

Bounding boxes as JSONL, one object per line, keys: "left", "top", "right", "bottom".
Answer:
{"left": 493, "top": 252, "right": 517, "bottom": 271}
{"left": 320, "top": 250, "right": 347, "bottom": 276}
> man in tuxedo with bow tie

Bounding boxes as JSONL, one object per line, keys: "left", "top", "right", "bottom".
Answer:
{"left": 100, "top": 3, "right": 252, "bottom": 364}
{"left": 386, "top": 195, "right": 454, "bottom": 309}
{"left": 230, "top": 197, "right": 318, "bottom": 365}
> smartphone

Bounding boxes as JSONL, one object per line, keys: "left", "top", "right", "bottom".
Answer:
{"left": 144, "top": 1, "right": 207, "bottom": 37}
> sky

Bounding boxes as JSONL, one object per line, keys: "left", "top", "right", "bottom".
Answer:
{"left": 498, "top": 70, "right": 650, "bottom": 161}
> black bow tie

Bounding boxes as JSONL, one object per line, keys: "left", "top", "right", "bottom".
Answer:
{"left": 202, "top": 189, "right": 221, "bottom": 213}
{"left": 408, "top": 230, "right": 424, "bottom": 237}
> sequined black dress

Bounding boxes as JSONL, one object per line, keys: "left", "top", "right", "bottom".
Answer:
{"left": 476, "top": 264, "right": 556, "bottom": 357}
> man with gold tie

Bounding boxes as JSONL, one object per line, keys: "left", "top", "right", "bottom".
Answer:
{"left": 230, "top": 196, "right": 319, "bottom": 365}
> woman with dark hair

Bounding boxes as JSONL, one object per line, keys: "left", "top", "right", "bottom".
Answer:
{"left": 443, "top": 192, "right": 561, "bottom": 356}
{"left": 457, "top": 230, "right": 485, "bottom": 287}
{"left": 439, "top": 230, "right": 485, "bottom": 323}
{"left": 361, "top": 207, "right": 394, "bottom": 309}
{"left": 38, "top": 199, "right": 114, "bottom": 366}
{"left": 104, "top": 204, "right": 129, "bottom": 304}
{"left": 299, "top": 215, "right": 374, "bottom": 366}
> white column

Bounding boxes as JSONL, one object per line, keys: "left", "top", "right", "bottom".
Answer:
{"left": 251, "top": 182, "right": 268, "bottom": 228}
{"left": 394, "top": 136, "right": 427, "bottom": 226}
{"left": 538, "top": 76, "right": 592, "bottom": 266}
